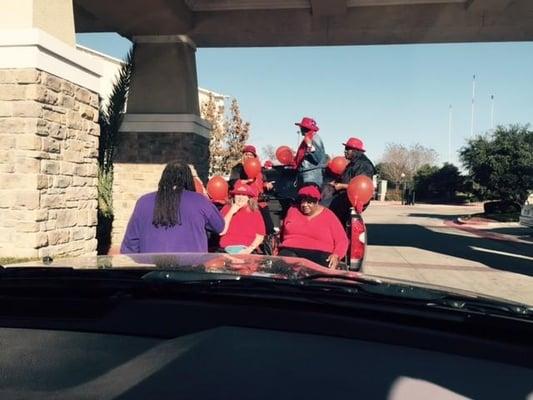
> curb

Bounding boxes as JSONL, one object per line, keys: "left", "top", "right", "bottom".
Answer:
{"left": 455, "top": 217, "right": 522, "bottom": 228}
{"left": 454, "top": 217, "right": 509, "bottom": 227}
{"left": 444, "top": 220, "right": 528, "bottom": 244}
{"left": 455, "top": 217, "right": 490, "bottom": 226}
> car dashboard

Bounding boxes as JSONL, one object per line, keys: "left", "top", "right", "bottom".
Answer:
{"left": 0, "top": 296, "right": 532, "bottom": 400}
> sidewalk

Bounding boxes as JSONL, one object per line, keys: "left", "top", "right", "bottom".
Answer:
{"left": 362, "top": 202, "right": 533, "bottom": 305}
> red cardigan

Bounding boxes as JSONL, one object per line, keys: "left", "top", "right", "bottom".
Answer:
{"left": 220, "top": 205, "right": 266, "bottom": 248}
{"left": 281, "top": 206, "right": 349, "bottom": 257}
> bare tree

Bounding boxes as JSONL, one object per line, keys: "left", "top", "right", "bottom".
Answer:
{"left": 202, "top": 96, "right": 251, "bottom": 176}
{"left": 407, "top": 143, "right": 438, "bottom": 178}
{"left": 201, "top": 93, "right": 227, "bottom": 176}
{"left": 223, "top": 99, "right": 250, "bottom": 174}
{"left": 261, "top": 145, "right": 276, "bottom": 161}
{"left": 379, "top": 143, "right": 438, "bottom": 184}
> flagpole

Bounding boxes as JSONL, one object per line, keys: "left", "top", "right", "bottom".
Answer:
{"left": 490, "top": 94, "right": 495, "bottom": 130}
{"left": 448, "top": 104, "right": 453, "bottom": 164}
{"left": 470, "top": 74, "right": 476, "bottom": 137}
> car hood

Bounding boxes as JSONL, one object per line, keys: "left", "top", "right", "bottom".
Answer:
{"left": 5, "top": 253, "right": 350, "bottom": 279}
{"left": 4, "top": 252, "right": 530, "bottom": 308}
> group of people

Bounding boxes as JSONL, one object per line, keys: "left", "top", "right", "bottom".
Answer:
{"left": 121, "top": 117, "right": 375, "bottom": 269}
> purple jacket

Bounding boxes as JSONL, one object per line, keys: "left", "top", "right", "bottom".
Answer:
{"left": 121, "top": 191, "right": 224, "bottom": 254}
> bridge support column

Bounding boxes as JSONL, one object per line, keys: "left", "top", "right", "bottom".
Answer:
{"left": 0, "top": 0, "right": 102, "bottom": 259}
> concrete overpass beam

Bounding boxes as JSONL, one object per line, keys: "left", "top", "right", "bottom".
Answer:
{"left": 465, "top": 0, "right": 512, "bottom": 13}
{"left": 74, "top": 0, "right": 192, "bottom": 36}
{"left": 311, "top": 0, "right": 347, "bottom": 17}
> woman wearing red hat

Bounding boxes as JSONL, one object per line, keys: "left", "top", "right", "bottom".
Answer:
{"left": 279, "top": 184, "right": 349, "bottom": 269}
{"left": 229, "top": 144, "right": 275, "bottom": 235}
{"left": 329, "top": 137, "right": 376, "bottom": 226}
{"left": 293, "top": 117, "right": 328, "bottom": 187}
{"left": 228, "top": 145, "right": 261, "bottom": 188}
{"left": 219, "top": 180, "right": 266, "bottom": 254}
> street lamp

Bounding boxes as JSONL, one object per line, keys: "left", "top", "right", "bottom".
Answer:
{"left": 400, "top": 173, "right": 406, "bottom": 204}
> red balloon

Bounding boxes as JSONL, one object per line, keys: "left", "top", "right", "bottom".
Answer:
{"left": 347, "top": 175, "right": 374, "bottom": 207}
{"left": 207, "top": 176, "right": 228, "bottom": 201}
{"left": 328, "top": 156, "right": 348, "bottom": 175}
{"left": 276, "top": 146, "right": 294, "bottom": 165}
{"left": 243, "top": 158, "right": 261, "bottom": 179}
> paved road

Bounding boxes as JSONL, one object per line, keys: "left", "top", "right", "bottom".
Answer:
{"left": 362, "top": 202, "right": 533, "bottom": 305}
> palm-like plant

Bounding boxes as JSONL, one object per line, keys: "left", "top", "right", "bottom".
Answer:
{"left": 97, "top": 45, "right": 136, "bottom": 217}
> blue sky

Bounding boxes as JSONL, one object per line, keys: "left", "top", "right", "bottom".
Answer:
{"left": 77, "top": 33, "right": 533, "bottom": 166}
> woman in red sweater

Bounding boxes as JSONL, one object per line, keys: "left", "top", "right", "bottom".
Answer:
{"left": 219, "top": 180, "right": 266, "bottom": 254}
{"left": 228, "top": 145, "right": 275, "bottom": 235}
{"left": 279, "top": 185, "right": 349, "bottom": 269}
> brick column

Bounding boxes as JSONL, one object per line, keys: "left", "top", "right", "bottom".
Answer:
{"left": 0, "top": 17, "right": 102, "bottom": 258}
{"left": 0, "top": 69, "right": 100, "bottom": 258}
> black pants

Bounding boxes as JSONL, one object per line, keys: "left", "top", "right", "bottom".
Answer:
{"left": 329, "top": 192, "right": 370, "bottom": 228}
{"left": 329, "top": 191, "right": 351, "bottom": 228}
{"left": 279, "top": 247, "right": 330, "bottom": 267}
{"left": 259, "top": 204, "right": 275, "bottom": 235}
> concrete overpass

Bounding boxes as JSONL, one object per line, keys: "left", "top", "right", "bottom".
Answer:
{"left": 73, "top": 0, "right": 533, "bottom": 46}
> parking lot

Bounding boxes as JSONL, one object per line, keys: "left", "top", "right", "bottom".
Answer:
{"left": 363, "top": 202, "right": 533, "bottom": 304}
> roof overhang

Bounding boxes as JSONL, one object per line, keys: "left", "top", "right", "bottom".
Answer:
{"left": 74, "top": 0, "right": 533, "bottom": 46}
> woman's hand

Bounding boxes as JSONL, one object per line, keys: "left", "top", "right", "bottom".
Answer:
{"left": 229, "top": 203, "right": 241, "bottom": 214}
{"left": 240, "top": 235, "right": 264, "bottom": 255}
{"left": 221, "top": 202, "right": 246, "bottom": 236}
{"left": 329, "top": 182, "right": 346, "bottom": 192}
{"left": 264, "top": 181, "right": 275, "bottom": 191}
{"left": 238, "top": 247, "right": 254, "bottom": 255}
{"left": 327, "top": 254, "right": 340, "bottom": 269}
{"left": 234, "top": 196, "right": 248, "bottom": 209}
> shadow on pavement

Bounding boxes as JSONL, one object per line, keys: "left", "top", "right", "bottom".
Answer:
{"left": 367, "top": 223, "right": 533, "bottom": 278}
{"left": 488, "top": 227, "right": 533, "bottom": 243}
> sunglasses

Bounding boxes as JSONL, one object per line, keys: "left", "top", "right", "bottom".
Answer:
{"left": 298, "top": 197, "right": 319, "bottom": 204}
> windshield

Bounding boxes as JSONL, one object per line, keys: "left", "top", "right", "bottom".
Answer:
{"left": 1, "top": 1, "right": 532, "bottom": 310}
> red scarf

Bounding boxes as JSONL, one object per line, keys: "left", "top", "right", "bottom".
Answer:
{"left": 293, "top": 132, "right": 316, "bottom": 169}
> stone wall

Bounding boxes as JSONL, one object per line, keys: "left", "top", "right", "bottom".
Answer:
{"left": 0, "top": 68, "right": 99, "bottom": 258}
{"left": 111, "top": 132, "right": 209, "bottom": 247}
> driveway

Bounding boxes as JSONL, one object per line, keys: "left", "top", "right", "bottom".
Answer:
{"left": 363, "top": 202, "right": 533, "bottom": 305}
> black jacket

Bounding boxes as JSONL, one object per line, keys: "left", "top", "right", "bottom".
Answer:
{"left": 229, "top": 163, "right": 246, "bottom": 189}
{"left": 340, "top": 153, "right": 376, "bottom": 184}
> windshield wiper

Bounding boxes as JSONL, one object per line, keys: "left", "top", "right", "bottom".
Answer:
{"left": 330, "top": 279, "right": 533, "bottom": 320}
{"left": 426, "top": 295, "right": 532, "bottom": 319}
{"left": 253, "top": 274, "right": 532, "bottom": 320}
{"left": 3, "top": 266, "right": 529, "bottom": 321}
{"left": 295, "top": 273, "right": 382, "bottom": 286}
{"left": 140, "top": 270, "right": 532, "bottom": 317}
{"left": 141, "top": 270, "right": 243, "bottom": 283}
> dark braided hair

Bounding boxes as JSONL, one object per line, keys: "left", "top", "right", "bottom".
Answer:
{"left": 152, "top": 161, "right": 195, "bottom": 228}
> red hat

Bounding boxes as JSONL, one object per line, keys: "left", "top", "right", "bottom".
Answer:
{"left": 230, "top": 180, "right": 258, "bottom": 198}
{"left": 242, "top": 145, "right": 257, "bottom": 156}
{"left": 295, "top": 117, "right": 319, "bottom": 132}
{"left": 343, "top": 137, "right": 365, "bottom": 152}
{"left": 264, "top": 160, "right": 273, "bottom": 168}
{"left": 297, "top": 186, "right": 321, "bottom": 201}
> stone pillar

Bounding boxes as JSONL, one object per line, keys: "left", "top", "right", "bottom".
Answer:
{"left": 0, "top": 0, "right": 102, "bottom": 259}
{"left": 111, "top": 35, "right": 210, "bottom": 248}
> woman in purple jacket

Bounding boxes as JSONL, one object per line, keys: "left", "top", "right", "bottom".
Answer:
{"left": 121, "top": 161, "right": 225, "bottom": 254}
